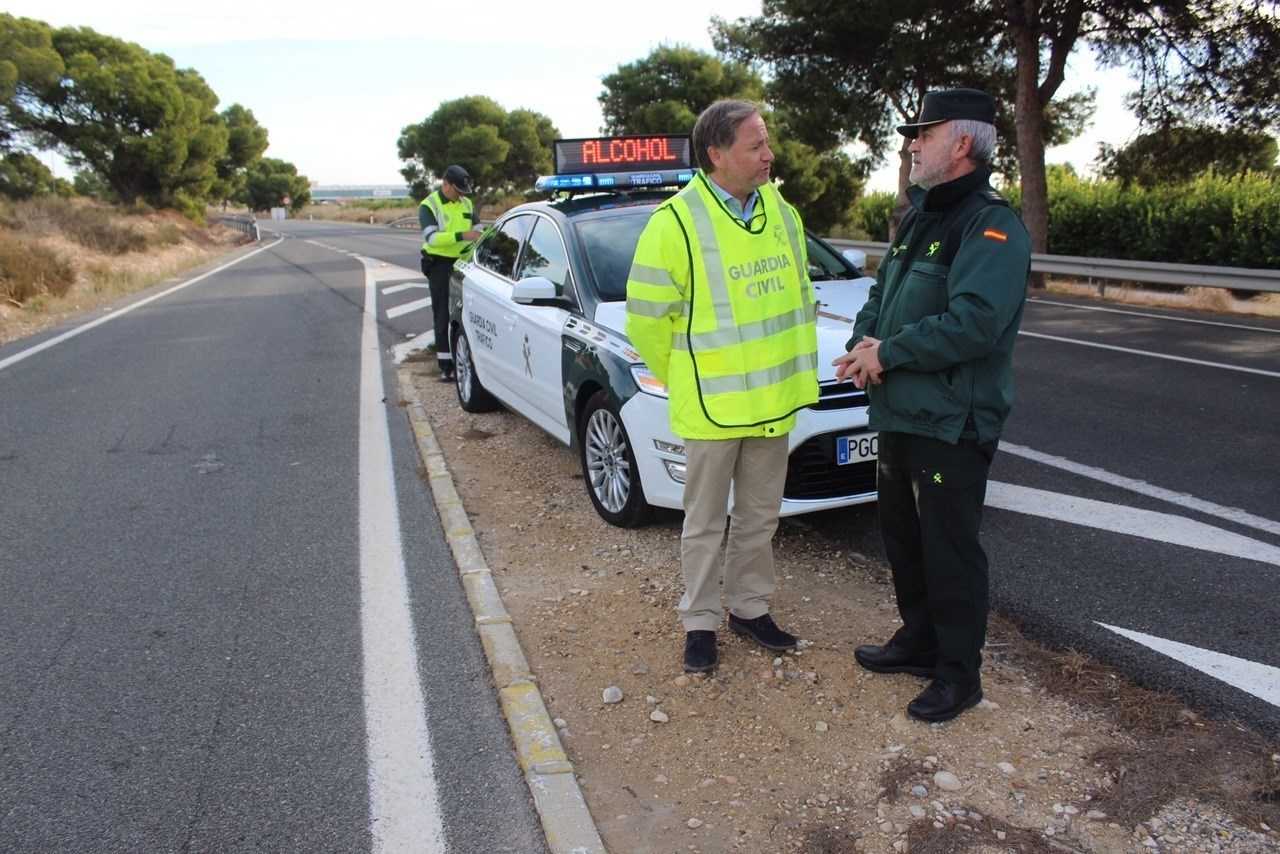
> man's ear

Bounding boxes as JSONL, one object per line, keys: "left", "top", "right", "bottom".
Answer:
{"left": 954, "top": 133, "right": 974, "bottom": 162}
{"left": 706, "top": 145, "right": 724, "bottom": 172}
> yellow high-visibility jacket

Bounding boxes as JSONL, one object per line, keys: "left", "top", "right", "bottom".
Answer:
{"left": 419, "top": 190, "right": 475, "bottom": 258}
{"left": 625, "top": 173, "right": 818, "bottom": 440}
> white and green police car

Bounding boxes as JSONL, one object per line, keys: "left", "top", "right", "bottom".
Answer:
{"left": 447, "top": 135, "right": 878, "bottom": 527}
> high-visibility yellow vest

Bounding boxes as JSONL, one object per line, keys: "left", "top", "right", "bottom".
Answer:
{"left": 420, "top": 190, "right": 475, "bottom": 258}
{"left": 625, "top": 173, "right": 818, "bottom": 440}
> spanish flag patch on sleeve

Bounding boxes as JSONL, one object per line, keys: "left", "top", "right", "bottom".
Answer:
{"left": 982, "top": 228, "right": 1008, "bottom": 243}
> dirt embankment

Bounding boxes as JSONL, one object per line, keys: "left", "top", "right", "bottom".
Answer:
{"left": 402, "top": 360, "right": 1279, "bottom": 854}
{"left": 0, "top": 198, "right": 245, "bottom": 346}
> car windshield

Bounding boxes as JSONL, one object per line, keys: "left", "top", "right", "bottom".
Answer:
{"left": 575, "top": 213, "right": 650, "bottom": 303}
{"left": 806, "top": 235, "right": 857, "bottom": 281}
{"left": 575, "top": 208, "right": 860, "bottom": 302}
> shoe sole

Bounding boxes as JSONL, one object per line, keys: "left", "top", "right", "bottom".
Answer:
{"left": 683, "top": 660, "right": 716, "bottom": 674}
{"left": 854, "top": 655, "right": 935, "bottom": 678}
{"left": 906, "top": 689, "right": 983, "bottom": 723}
{"left": 729, "top": 621, "right": 797, "bottom": 651}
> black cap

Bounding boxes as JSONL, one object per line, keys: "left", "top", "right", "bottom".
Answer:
{"left": 443, "top": 164, "right": 473, "bottom": 194}
{"left": 897, "top": 88, "right": 996, "bottom": 138}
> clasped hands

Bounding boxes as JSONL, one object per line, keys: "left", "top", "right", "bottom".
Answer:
{"left": 832, "top": 336, "right": 883, "bottom": 389}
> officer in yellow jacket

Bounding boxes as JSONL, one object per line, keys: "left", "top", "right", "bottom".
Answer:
{"left": 419, "top": 164, "right": 481, "bottom": 380}
{"left": 625, "top": 100, "right": 819, "bottom": 673}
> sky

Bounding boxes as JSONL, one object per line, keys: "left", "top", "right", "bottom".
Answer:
{"left": 12, "top": 0, "right": 1140, "bottom": 192}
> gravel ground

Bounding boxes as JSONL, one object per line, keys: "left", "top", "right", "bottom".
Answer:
{"left": 402, "top": 361, "right": 1279, "bottom": 854}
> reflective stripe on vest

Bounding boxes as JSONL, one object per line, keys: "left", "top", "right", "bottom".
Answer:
{"left": 663, "top": 175, "right": 818, "bottom": 427}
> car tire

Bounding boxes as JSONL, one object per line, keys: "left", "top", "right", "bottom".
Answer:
{"left": 578, "top": 390, "right": 651, "bottom": 528}
{"left": 453, "top": 329, "right": 499, "bottom": 413}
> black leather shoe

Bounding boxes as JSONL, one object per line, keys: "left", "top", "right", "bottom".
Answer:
{"left": 728, "top": 613, "right": 797, "bottom": 651}
{"left": 907, "top": 678, "right": 983, "bottom": 723}
{"left": 684, "top": 631, "right": 718, "bottom": 673}
{"left": 439, "top": 370, "right": 455, "bottom": 383}
{"left": 854, "top": 642, "right": 937, "bottom": 677}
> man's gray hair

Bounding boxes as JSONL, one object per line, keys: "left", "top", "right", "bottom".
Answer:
{"left": 692, "top": 99, "right": 761, "bottom": 172}
{"left": 950, "top": 119, "right": 997, "bottom": 165}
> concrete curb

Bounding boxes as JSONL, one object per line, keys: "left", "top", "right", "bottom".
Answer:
{"left": 399, "top": 376, "right": 607, "bottom": 854}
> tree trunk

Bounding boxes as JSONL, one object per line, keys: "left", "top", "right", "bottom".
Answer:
{"left": 890, "top": 135, "right": 913, "bottom": 242}
{"left": 1012, "top": 9, "right": 1048, "bottom": 287}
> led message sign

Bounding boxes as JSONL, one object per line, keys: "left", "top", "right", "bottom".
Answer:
{"left": 554, "top": 135, "right": 692, "bottom": 176}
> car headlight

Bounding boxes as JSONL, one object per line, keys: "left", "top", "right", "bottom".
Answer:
{"left": 629, "top": 364, "right": 668, "bottom": 398}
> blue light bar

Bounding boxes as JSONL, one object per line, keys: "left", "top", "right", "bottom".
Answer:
{"left": 535, "top": 169, "right": 693, "bottom": 193}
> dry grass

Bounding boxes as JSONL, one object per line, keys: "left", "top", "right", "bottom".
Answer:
{"left": 906, "top": 813, "right": 1061, "bottom": 853}
{"left": 0, "top": 232, "right": 76, "bottom": 304}
{"left": 1044, "top": 277, "right": 1280, "bottom": 318}
{"left": 990, "top": 614, "right": 1280, "bottom": 833}
{"left": 0, "top": 207, "right": 245, "bottom": 345}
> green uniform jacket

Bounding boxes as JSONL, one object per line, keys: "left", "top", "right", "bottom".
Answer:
{"left": 848, "top": 167, "right": 1031, "bottom": 444}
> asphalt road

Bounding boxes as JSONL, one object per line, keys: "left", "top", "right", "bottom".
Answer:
{"left": 0, "top": 232, "right": 545, "bottom": 852}
{"left": 290, "top": 219, "right": 1280, "bottom": 736}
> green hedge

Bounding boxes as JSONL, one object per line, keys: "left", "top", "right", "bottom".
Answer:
{"left": 851, "top": 171, "right": 1280, "bottom": 268}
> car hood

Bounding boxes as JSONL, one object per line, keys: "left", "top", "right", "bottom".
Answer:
{"left": 592, "top": 275, "right": 874, "bottom": 381}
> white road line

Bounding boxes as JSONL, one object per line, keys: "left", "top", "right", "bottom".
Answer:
{"left": 386, "top": 297, "right": 432, "bottom": 319}
{"left": 1098, "top": 623, "right": 1280, "bottom": 710}
{"left": 0, "top": 237, "right": 283, "bottom": 374}
{"left": 392, "top": 330, "right": 435, "bottom": 364}
{"left": 358, "top": 266, "right": 446, "bottom": 852}
{"left": 1018, "top": 330, "right": 1280, "bottom": 378}
{"left": 1028, "top": 298, "right": 1280, "bottom": 334}
{"left": 986, "top": 481, "right": 1280, "bottom": 567}
{"left": 382, "top": 282, "right": 429, "bottom": 295}
{"left": 999, "top": 442, "right": 1280, "bottom": 538}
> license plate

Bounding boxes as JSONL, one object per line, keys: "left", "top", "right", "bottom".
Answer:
{"left": 836, "top": 432, "right": 878, "bottom": 466}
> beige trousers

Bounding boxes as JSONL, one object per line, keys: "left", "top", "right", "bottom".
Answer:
{"left": 677, "top": 435, "right": 789, "bottom": 631}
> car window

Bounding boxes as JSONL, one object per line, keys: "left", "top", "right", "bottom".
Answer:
{"left": 516, "top": 218, "right": 573, "bottom": 297}
{"left": 575, "top": 213, "right": 650, "bottom": 303}
{"left": 474, "top": 215, "right": 531, "bottom": 279}
{"left": 806, "top": 234, "right": 858, "bottom": 281}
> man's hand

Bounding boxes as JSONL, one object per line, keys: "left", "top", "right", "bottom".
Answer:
{"left": 832, "top": 337, "right": 884, "bottom": 389}
{"left": 462, "top": 229, "right": 482, "bottom": 241}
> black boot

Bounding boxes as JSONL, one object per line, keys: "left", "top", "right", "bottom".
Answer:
{"left": 683, "top": 631, "right": 717, "bottom": 673}
{"left": 728, "top": 613, "right": 797, "bottom": 651}
{"left": 907, "top": 678, "right": 983, "bottom": 723}
{"left": 854, "top": 642, "right": 937, "bottom": 677}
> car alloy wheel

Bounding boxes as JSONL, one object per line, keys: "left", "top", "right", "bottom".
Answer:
{"left": 453, "top": 329, "right": 498, "bottom": 413}
{"left": 578, "top": 390, "right": 649, "bottom": 527}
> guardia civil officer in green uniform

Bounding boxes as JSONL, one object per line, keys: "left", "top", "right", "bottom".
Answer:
{"left": 834, "top": 89, "right": 1031, "bottom": 722}
{"left": 419, "top": 164, "right": 482, "bottom": 380}
{"left": 625, "top": 100, "right": 819, "bottom": 674}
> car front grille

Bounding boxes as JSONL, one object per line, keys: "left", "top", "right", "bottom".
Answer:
{"left": 784, "top": 432, "right": 877, "bottom": 501}
{"left": 809, "top": 383, "right": 867, "bottom": 411}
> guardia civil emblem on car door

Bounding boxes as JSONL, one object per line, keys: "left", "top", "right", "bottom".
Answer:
{"left": 522, "top": 334, "right": 533, "bottom": 377}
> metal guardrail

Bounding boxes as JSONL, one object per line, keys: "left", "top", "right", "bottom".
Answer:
{"left": 388, "top": 216, "right": 418, "bottom": 230}
{"left": 826, "top": 239, "right": 1280, "bottom": 294}
{"left": 214, "top": 214, "right": 260, "bottom": 242}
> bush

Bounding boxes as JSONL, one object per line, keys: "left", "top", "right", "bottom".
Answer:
{"left": 0, "top": 233, "right": 76, "bottom": 303}
{"left": 1006, "top": 170, "right": 1280, "bottom": 268}
{"left": 851, "top": 192, "right": 897, "bottom": 242}
{"left": 14, "top": 198, "right": 148, "bottom": 254}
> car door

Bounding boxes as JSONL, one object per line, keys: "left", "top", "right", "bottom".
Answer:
{"left": 509, "top": 215, "right": 576, "bottom": 443}
{"left": 460, "top": 214, "right": 531, "bottom": 405}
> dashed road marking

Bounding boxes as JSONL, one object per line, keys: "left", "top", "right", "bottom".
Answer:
{"left": 386, "top": 297, "right": 433, "bottom": 319}
{"left": 1018, "top": 330, "right": 1280, "bottom": 378}
{"left": 986, "top": 481, "right": 1280, "bottom": 567}
{"left": 1098, "top": 623, "right": 1280, "bottom": 710}
{"left": 1000, "top": 442, "right": 1280, "bottom": 538}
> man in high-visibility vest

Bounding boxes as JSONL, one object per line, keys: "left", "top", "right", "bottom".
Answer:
{"left": 419, "top": 164, "right": 482, "bottom": 381}
{"left": 625, "top": 100, "right": 819, "bottom": 674}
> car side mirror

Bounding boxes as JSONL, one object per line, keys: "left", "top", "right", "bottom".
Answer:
{"left": 841, "top": 248, "right": 867, "bottom": 274}
{"left": 512, "top": 276, "right": 558, "bottom": 304}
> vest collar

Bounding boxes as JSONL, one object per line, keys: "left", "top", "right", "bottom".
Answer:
{"left": 908, "top": 165, "right": 991, "bottom": 213}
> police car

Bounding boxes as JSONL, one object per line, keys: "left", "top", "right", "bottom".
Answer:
{"left": 447, "top": 134, "right": 878, "bottom": 527}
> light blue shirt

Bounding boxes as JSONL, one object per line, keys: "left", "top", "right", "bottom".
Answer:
{"left": 705, "top": 174, "right": 759, "bottom": 223}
